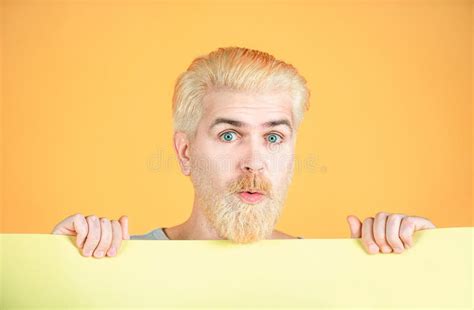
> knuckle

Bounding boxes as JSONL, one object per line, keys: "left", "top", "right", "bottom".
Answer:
{"left": 403, "top": 217, "right": 415, "bottom": 226}
{"left": 387, "top": 215, "right": 395, "bottom": 222}
{"left": 111, "top": 221, "right": 121, "bottom": 233}
{"left": 73, "top": 213, "right": 84, "bottom": 220}
{"left": 101, "top": 221, "right": 112, "bottom": 230}
{"left": 87, "top": 215, "right": 98, "bottom": 222}
{"left": 91, "top": 220, "right": 101, "bottom": 230}
{"left": 375, "top": 212, "right": 387, "bottom": 218}
{"left": 91, "top": 226, "right": 101, "bottom": 236}
{"left": 387, "top": 213, "right": 400, "bottom": 221}
{"left": 388, "top": 213, "right": 398, "bottom": 221}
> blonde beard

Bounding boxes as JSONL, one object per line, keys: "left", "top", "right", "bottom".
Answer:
{"left": 191, "top": 164, "right": 293, "bottom": 244}
{"left": 200, "top": 189, "right": 284, "bottom": 243}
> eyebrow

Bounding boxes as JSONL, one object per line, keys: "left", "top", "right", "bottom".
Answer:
{"left": 210, "top": 118, "right": 293, "bottom": 132}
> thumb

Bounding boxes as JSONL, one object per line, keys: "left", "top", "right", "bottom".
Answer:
{"left": 51, "top": 214, "right": 88, "bottom": 249}
{"left": 119, "top": 215, "right": 130, "bottom": 240}
{"left": 346, "top": 215, "right": 362, "bottom": 238}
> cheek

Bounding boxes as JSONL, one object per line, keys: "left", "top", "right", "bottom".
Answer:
{"left": 268, "top": 151, "right": 294, "bottom": 185}
{"left": 191, "top": 152, "right": 237, "bottom": 189}
{"left": 190, "top": 138, "right": 219, "bottom": 173}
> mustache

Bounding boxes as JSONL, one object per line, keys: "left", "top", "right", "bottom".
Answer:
{"left": 227, "top": 173, "right": 273, "bottom": 196}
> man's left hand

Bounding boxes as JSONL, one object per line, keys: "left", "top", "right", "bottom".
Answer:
{"left": 346, "top": 212, "right": 436, "bottom": 254}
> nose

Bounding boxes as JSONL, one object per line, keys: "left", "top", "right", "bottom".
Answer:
{"left": 239, "top": 137, "right": 266, "bottom": 173}
{"left": 241, "top": 158, "right": 264, "bottom": 174}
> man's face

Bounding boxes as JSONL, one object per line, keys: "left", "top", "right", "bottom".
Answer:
{"left": 188, "top": 89, "right": 296, "bottom": 243}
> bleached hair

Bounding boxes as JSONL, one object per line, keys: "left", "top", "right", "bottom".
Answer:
{"left": 172, "top": 47, "right": 311, "bottom": 139}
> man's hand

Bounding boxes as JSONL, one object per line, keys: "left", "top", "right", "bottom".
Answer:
{"left": 51, "top": 213, "right": 130, "bottom": 258}
{"left": 346, "top": 212, "right": 436, "bottom": 254}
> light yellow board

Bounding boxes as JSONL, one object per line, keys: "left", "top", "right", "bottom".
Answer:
{"left": 1, "top": 227, "right": 472, "bottom": 309}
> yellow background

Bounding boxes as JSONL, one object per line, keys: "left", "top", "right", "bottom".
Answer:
{"left": 1, "top": 0, "right": 472, "bottom": 237}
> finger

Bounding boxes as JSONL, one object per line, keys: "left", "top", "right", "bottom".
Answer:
{"left": 346, "top": 215, "right": 362, "bottom": 238}
{"left": 373, "top": 212, "right": 392, "bottom": 253}
{"left": 51, "top": 215, "right": 75, "bottom": 235}
{"left": 361, "top": 217, "right": 379, "bottom": 254}
{"left": 93, "top": 218, "right": 112, "bottom": 258}
{"left": 51, "top": 213, "right": 88, "bottom": 242}
{"left": 410, "top": 216, "right": 437, "bottom": 230}
{"left": 399, "top": 216, "right": 436, "bottom": 249}
{"left": 82, "top": 216, "right": 101, "bottom": 257}
{"left": 72, "top": 214, "right": 89, "bottom": 249}
{"left": 119, "top": 215, "right": 130, "bottom": 240}
{"left": 399, "top": 217, "right": 416, "bottom": 249}
{"left": 386, "top": 214, "right": 406, "bottom": 254}
{"left": 107, "top": 220, "right": 123, "bottom": 257}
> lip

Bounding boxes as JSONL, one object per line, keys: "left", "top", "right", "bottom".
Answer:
{"left": 237, "top": 191, "right": 265, "bottom": 204}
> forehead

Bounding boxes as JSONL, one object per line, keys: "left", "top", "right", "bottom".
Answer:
{"left": 201, "top": 89, "right": 293, "bottom": 123}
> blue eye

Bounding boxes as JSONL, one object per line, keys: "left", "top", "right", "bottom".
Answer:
{"left": 267, "top": 133, "right": 282, "bottom": 144}
{"left": 220, "top": 131, "right": 237, "bottom": 142}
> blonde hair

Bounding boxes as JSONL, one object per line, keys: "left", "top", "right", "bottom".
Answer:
{"left": 172, "top": 47, "right": 311, "bottom": 139}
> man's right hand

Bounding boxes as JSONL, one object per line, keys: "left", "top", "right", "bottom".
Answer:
{"left": 51, "top": 214, "right": 129, "bottom": 258}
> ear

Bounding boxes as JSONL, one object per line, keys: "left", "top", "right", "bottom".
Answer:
{"left": 173, "top": 131, "right": 192, "bottom": 176}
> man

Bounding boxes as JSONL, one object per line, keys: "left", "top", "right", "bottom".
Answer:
{"left": 51, "top": 47, "right": 436, "bottom": 258}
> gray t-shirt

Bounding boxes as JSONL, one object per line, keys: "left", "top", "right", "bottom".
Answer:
{"left": 130, "top": 227, "right": 170, "bottom": 240}
{"left": 130, "top": 228, "right": 304, "bottom": 240}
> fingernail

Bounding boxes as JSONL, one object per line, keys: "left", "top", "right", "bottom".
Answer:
{"left": 95, "top": 251, "right": 104, "bottom": 257}
{"left": 84, "top": 250, "right": 91, "bottom": 257}
{"left": 381, "top": 246, "right": 392, "bottom": 253}
{"left": 107, "top": 248, "right": 116, "bottom": 256}
{"left": 394, "top": 247, "right": 403, "bottom": 253}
